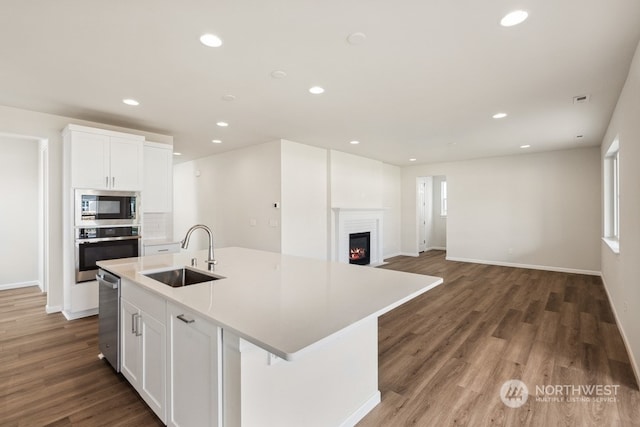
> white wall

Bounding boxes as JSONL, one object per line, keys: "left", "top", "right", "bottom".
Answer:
{"left": 174, "top": 141, "right": 282, "bottom": 253}
{"left": 402, "top": 147, "right": 601, "bottom": 274}
{"left": 330, "top": 150, "right": 383, "bottom": 208}
{"left": 329, "top": 150, "right": 401, "bottom": 259}
{"left": 381, "top": 163, "right": 402, "bottom": 257}
{"left": 281, "top": 140, "right": 328, "bottom": 260}
{"left": 174, "top": 143, "right": 403, "bottom": 262}
{"left": 0, "top": 105, "right": 172, "bottom": 312}
{"left": 600, "top": 40, "right": 640, "bottom": 382}
{"left": 0, "top": 136, "right": 39, "bottom": 289}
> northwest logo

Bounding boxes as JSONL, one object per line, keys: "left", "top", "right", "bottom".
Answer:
{"left": 500, "top": 379, "right": 529, "bottom": 408}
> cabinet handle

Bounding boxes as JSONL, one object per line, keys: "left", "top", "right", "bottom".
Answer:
{"left": 157, "top": 249, "right": 169, "bottom": 252}
{"left": 106, "top": 176, "right": 109, "bottom": 187}
{"left": 135, "top": 314, "right": 142, "bottom": 337}
{"left": 112, "top": 176, "right": 115, "bottom": 188}
{"left": 177, "top": 314, "right": 195, "bottom": 324}
{"left": 131, "top": 313, "right": 137, "bottom": 334}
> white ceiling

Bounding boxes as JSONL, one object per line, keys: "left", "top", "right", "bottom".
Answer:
{"left": 1, "top": 1, "right": 639, "bottom": 165}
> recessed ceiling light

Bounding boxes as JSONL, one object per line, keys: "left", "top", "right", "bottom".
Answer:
{"left": 211, "top": 139, "right": 222, "bottom": 144}
{"left": 173, "top": 152, "right": 182, "bottom": 156}
{"left": 221, "top": 95, "right": 236, "bottom": 102}
{"left": 271, "top": 70, "right": 287, "bottom": 79}
{"left": 520, "top": 145, "right": 531, "bottom": 149}
{"left": 350, "top": 140, "right": 360, "bottom": 145}
{"left": 409, "top": 158, "right": 417, "bottom": 162}
{"left": 122, "top": 98, "right": 139, "bottom": 106}
{"left": 309, "top": 86, "right": 325, "bottom": 95}
{"left": 500, "top": 10, "right": 528, "bottom": 27}
{"left": 492, "top": 112, "right": 508, "bottom": 119}
{"left": 347, "top": 32, "right": 367, "bottom": 45}
{"left": 216, "top": 121, "right": 229, "bottom": 127}
{"left": 200, "top": 33, "right": 223, "bottom": 47}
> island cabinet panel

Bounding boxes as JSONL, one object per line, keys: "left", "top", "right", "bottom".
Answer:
{"left": 121, "top": 279, "right": 167, "bottom": 423}
{"left": 223, "top": 317, "right": 381, "bottom": 427}
{"left": 167, "top": 303, "right": 222, "bottom": 427}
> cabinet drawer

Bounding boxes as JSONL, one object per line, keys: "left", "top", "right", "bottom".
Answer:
{"left": 121, "top": 279, "right": 166, "bottom": 321}
{"left": 144, "top": 243, "right": 180, "bottom": 256}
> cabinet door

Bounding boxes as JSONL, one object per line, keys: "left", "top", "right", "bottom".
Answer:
{"left": 140, "top": 312, "right": 167, "bottom": 422}
{"left": 110, "top": 137, "right": 143, "bottom": 190}
{"left": 143, "top": 144, "right": 173, "bottom": 212}
{"left": 70, "top": 131, "right": 110, "bottom": 189}
{"left": 121, "top": 299, "right": 141, "bottom": 385}
{"left": 168, "top": 305, "right": 221, "bottom": 427}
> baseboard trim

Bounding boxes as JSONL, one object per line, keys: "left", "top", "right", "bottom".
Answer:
{"left": 62, "top": 308, "right": 98, "bottom": 320}
{"left": 0, "top": 281, "right": 40, "bottom": 291}
{"left": 339, "top": 390, "right": 381, "bottom": 427}
{"left": 445, "top": 256, "right": 601, "bottom": 276}
{"left": 400, "top": 252, "right": 420, "bottom": 258}
{"left": 383, "top": 252, "right": 403, "bottom": 259}
{"left": 46, "top": 305, "right": 63, "bottom": 314}
{"left": 600, "top": 274, "right": 640, "bottom": 390}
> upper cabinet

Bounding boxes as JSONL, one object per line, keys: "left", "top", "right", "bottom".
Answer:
{"left": 64, "top": 125, "right": 144, "bottom": 191}
{"left": 143, "top": 142, "right": 173, "bottom": 212}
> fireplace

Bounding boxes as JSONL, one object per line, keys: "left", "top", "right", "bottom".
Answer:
{"left": 332, "top": 208, "right": 384, "bottom": 265}
{"left": 349, "top": 232, "right": 371, "bottom": 265}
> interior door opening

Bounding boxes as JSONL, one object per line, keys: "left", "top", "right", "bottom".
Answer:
{"left": 417, "top": 175, "right": 447, "bottom": 253}
{"left": 0, "top": 133, "right": 49, "bottom": 298}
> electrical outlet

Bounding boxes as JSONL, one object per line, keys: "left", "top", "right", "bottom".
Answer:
{"left": 623, "top": 302, "right": 629, "bottom": 313}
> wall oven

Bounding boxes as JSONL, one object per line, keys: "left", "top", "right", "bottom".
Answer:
{"left": 75, "top": 226, "right": 141, "bottom": 282}
{"left": 75, "top": 189, "right": 139, "bottom": 226}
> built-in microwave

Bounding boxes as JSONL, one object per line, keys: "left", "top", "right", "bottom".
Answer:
{"left": 75, "top": 189, "right": 139, "bottom": 225}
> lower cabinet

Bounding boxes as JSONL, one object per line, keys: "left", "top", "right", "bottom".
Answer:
{"left": 121, "top": 280, "right": 167, "bottom": 422}
{"left": 167, "top": 302, "right": 222, "bottom": 427}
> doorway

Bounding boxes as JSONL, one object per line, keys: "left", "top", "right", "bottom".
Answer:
{"left": 417, "top": 176, "right": 447, "bottom": 253}
{"left": 0, "top": 134, "right": 49, "bottom": 294}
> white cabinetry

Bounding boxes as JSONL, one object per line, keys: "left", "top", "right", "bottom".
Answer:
{"left": 121, "top": 279, "right": 167, "bottom": 422}
{"left": 143, "top": 241, "right": 181, "bottom": 256}
{"left": 65, "top": 125, "right": 144, "bottom": 191}
{"left": 143, "top": 142, "right": 173, "bottom": 213}
{"left": 167, "top": 303, "right": 221, "bottom": 427}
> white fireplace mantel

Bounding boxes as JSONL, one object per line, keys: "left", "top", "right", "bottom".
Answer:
{"left": 332, "top": 207, "right": 387, "bottom": 266}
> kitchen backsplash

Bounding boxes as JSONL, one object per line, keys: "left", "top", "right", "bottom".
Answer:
{"left": 143, "top": 213, "right": 170, "bottom": 240}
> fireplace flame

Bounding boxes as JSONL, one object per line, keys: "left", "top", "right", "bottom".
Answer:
{"left": 350, "top": 248, "right": 366, "bottom": 260}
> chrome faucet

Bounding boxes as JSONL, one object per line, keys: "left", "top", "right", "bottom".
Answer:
{"left": 181, "top": 224, "right": 217, "bottom": 271}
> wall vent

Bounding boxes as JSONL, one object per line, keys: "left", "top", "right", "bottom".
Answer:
{"left": 573, "top": 94, "right": 590, "bottom": 104}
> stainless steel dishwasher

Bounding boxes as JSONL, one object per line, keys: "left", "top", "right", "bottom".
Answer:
{"left": 97, "top": 269, "right": 121, "bottom": 372}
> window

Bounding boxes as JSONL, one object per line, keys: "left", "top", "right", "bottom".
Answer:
{"left": 603, "top": 138, "right": 620, "bottom": 253}
{"left": 440, "top": 180, "right": 447, "bottom": 217}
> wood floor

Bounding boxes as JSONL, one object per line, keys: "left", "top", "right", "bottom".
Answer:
{"left": 358, "top": 250, "right": 640, "bottom": 426}
{"left": 0, "top": 287, "right": 163, "bottom": 427}
{"left": 1, "top": 251, "right": 638, "bottom": 426}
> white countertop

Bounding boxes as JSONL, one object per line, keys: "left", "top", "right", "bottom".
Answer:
{"left": 98, "top": 247, "right": 443, "bottom": 361}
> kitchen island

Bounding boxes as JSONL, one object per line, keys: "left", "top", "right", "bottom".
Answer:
{"left": 98, "top": 247, "right": 442, "bottom": 427}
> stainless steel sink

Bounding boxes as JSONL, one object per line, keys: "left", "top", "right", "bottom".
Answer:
{"left": 144, "top": 267, "right": 223, "bottom": 287}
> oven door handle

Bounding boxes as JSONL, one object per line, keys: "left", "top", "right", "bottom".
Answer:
{"left": 77, "top": 236, "right": 141, "bottom": 244}
{"left": 96, "top": 273, "right": 119, "bottom": 290}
